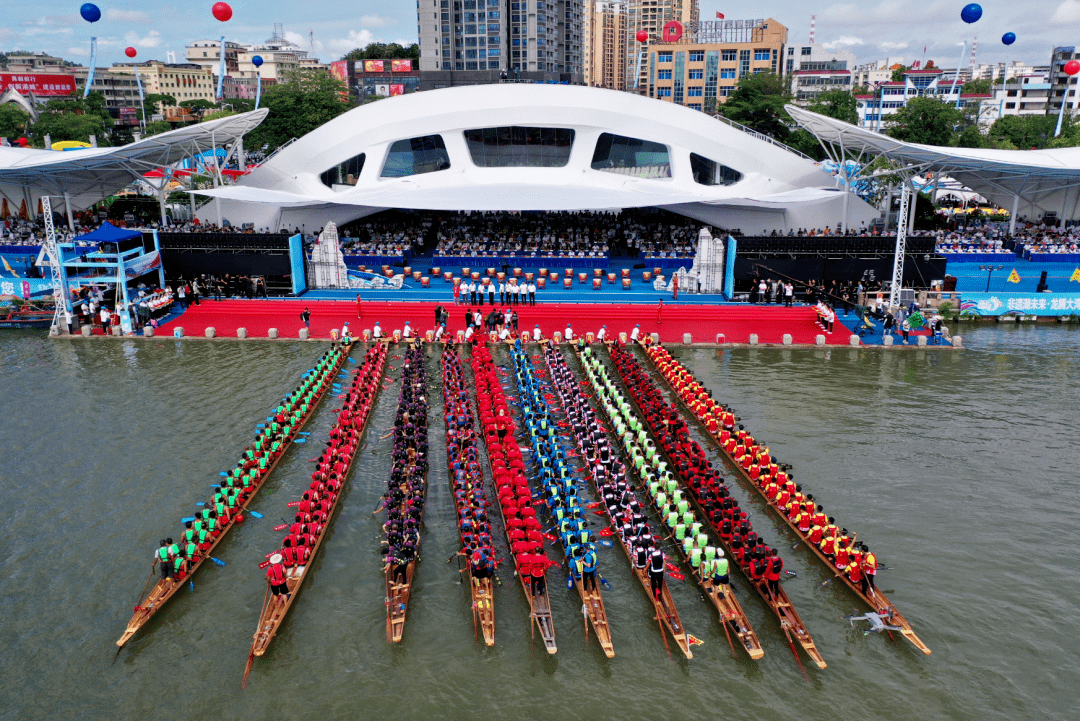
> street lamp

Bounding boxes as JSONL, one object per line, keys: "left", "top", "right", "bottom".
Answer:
{"left": 979, "top": 264, "right": 1003, "bottom": 292}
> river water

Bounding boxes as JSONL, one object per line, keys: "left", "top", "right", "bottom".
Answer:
{"left": 0, "top": 327, "right": 1076, "bottom": 721}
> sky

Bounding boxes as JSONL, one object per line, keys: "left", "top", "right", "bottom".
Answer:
{"left": 1, "top": 0, "right": 1079, "bottom": 69}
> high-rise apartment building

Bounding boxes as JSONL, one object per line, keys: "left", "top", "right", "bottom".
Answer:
{"left": 417, "top": 0, "right": 584, "bottom": 89}
{"left": 586, "top": 2, "right": 628, "bottom": 90}
{"left": 624, "top": 0, "right": 699, "bottom": 93}
{"left": 644, "top": 18, "right": 786, "bottom": 112}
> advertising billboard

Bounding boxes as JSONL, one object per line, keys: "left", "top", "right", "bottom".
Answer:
{"left": 390, "top": 59, "right": 412, "bottom": 72}
{"left": 363, "top": 60, "right": 385, "bottom": 73}
{"left": 329, "top": 60, "right": 349, "bottom": 82}
{"left": 0, "top": 73, "right": 76, "bottom": 97}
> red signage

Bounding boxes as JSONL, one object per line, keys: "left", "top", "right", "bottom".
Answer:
{"left": 390, "top": 59, "right": 412, "bottom": 72}
{"left": 0, "top": 73, "right": 76, "bottom": 97}
{"left": 661, "top": 21, "right": 683, "bottom": 43}
{"left": 389, "top": 84, "right": 404, "bottom": 96}
{"left": 329, "top": 61, "right": 349, "bottom": 82}
{"left": 363, "top": 60, "right": 385, "bottom": 73}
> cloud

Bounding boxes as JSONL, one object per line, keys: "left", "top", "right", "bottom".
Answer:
{"left": 124, "top": 30, "right": 162, "bottom": 49}
{"left": 822, "top": 35, "right": 865, "bottom": 51}
{"left": 65, "top": 46, "right": 89, "bottom": 58}
{"left": 1053, "top": 0, "right": 1080, "bottom": 22}
{"left": 106, "top": 9, "right": 152, "bottom": 24}
{"left": 359, "top": 15, "right": 394, "bottom": 28}
{"left": 0, "top": 27, "right": 19, "bottom": 44}
{"left": 880, "top": 41, "right": 909, "bottom": 50}
{"left": 326, "top": 29, "right": 377, "bottom": 55}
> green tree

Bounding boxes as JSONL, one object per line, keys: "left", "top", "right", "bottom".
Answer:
{"left": 956, "top": 124, "right": 987, "bottom": 148}
{"left": 885, "top": 97, "right": 962, "bottom": 146}
{"left": 343, "top": 43, "right": 420, "bottom": 61}
{"left": 807, "top": 89, "right": 858, "bottom": 125}
{"left": 786, "top": 128, "right": 827, "bottom": 161}
{"left": 142, "top": 120, "right": 173, "bottom": 137}
{"left": 143, "top": 93, "right": 178, "bottom": 115}
{"left": 29, "top": 93, "right": 113, "bottom": 147}
{"left": 988, "top": 114, "right": 1063, "bottom": 150}
{"left": 244, "top": 69, "right": 349, "bottom": 152}
{"left": 891, "top": 66, "right": 909, "bottom": 82}
{"left": 0, "top": 104, "right": 29, "bottom": 138}
{"left": 719, "top": 72, "right": 794, "bottom": 142}
{"left": 180, "top": 99, "right": 215, "bottom": 115}
{"left": 961, "top": 78, "right": 992, "bottom": 95}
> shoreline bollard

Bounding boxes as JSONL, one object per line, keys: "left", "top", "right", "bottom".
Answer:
{"left": 951, "top": 335, "right": 963, "bottom": 347}
{"left": 268, "top": 328, "right": 278, "bottom": 339}
{"left": 205, "top": 327, "right": 216, "bottom": 338}
{"left": 748, "top": 333, "right": 758, "bottom": 345}
{"left": 782, "top": 333, "right": 792, "bottom": 346}
{"left": 236, "top": 327, "right": 246, "bottom": 339}
{"left": 143, "top": 326, "right": 154, "bottom": 338}
{"left": 917, "top": 335, "right": 927, "bottom": 347}
{"left": 682, "top": 333, "right": 692, "bottom": 344}
{"left": 173, "top": 327, "right": 184, "bottom": 338}
{"left": 849, "top": 335, "right": 860, "bottom": 346}
{"left": 299, "top": 328, "right": 309, "bottom": 341}
{"left": 81, "top": 325, "right": 92, "bottom": 337}
{"left": 815, "top": 334, "right": 825, "bottom": 346}
{"left": 883, "top": 335, "right": 894, "bottom": 346}
{"left": 716, "top": 333, "right": 726, "bottom": 344}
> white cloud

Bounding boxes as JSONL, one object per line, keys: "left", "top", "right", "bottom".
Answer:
{"left": 107, "top": 9, "right": 152, "bottom": 24}
{"left": 880, "top": 41, "right": 909, "bottom": 50}
{"left": 65, "top": 46, "right": 89, "bottom": 58}
{"left": 822, "top": 35, "right": 865, "bottom": 51}
{"left": 1053, "top": 0, "right": 1080, "bottom": 22}
{"left": 0, "top": 27, "right": 19, "bottom": 44}
{"left": 125, "top": 30, "right": 162, "bottom": 49}
{"left": 326, "top": 29, "right": 377, "bottom": 55}
{"left": 359, "top": 15, "right": 394, "bottom": 28}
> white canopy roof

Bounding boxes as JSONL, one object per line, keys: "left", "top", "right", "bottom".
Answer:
{"left": 787, "top": 105, "right": 1080, "bottom": 222}
{"left": 0, "top": 109, "right": 267, "bottom": 213}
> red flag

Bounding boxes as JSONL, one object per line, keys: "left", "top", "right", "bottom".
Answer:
{"left": 668, "top": 570, "right": 686, "bottom": 581}
{"left": 273, "top": 523, "right": 289, "bottom": 531}
{"left": 258, "top": 560, "right": 271, "bottom": 569}
{"left": 598, "top": 526, "right": 615, "bottom": 537}
{"left": 716, "top": 12, "right": 725, "bottom": 19}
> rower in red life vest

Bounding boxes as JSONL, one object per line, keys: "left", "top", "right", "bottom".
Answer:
{"left": 766, "top": 549, "right": 783, "bottom": 597}
{"left": 860, "top": 544, "right": 878, "bottom": 595}
{"left": 835, "top": 537, "right": 852, "bottom": 569}
{"left": 846, "top": 558, "right": 864, "bottom": 587}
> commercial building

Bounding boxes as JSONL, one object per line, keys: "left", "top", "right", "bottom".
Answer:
{"left": 786, "top": 44, "right": 857, "bottom": 102}
{"left": 624, "top": 0, "right": 698, "bottom": 93}
{"left": 342, "top": 59, "right": 420, "bottom": 101}
{"left": 854, "top": 68, "right": 991, "bottom": 129}
{"left": 585, "top": 1, "right": 628, "bottom": 90}
{"left": 184, "top": 40, "right": 244, "bottom": 79}
{"left": 111, "top": 62, "right": 217, "bottom": 109}
{"left": 1049, "top": 46, "right": 1080, "bottom": 115}
{"left": 643, "top": 18, "right": 787, "bottom": 111}
{"left": 417, "top": 0, "right": 584, "bottom": 89}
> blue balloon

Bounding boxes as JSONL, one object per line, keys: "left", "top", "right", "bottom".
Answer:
{"left": 1002, "top": 32, "right": 1016, "bottom": 46}
{"left": 252, "top": 55, "right": 264, "bottom": 68}
{"left": 79, "top": 3, "right": 101, "bottom": 23}
{"left": 960, "top": 3, "right": 982, "bottom": 24}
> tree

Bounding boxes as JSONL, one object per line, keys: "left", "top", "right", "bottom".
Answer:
{"left": 0, "top": 104, "right": 29, "bottom": 139}
{"left": 988, "top": 114, "right": 1063, "bottom": 150}
{"left": 244, "top": 69, "right": 349, "bottom": 152}
{"left": 143, "top": 94, "right": 177, "bottom": 115}
{"left": 956, "top": 124, "right": 987, "bottom": 148}
{"left": 961, "top": 78, "right": 992, "bottom": 95}
{"left": 891, "top": 66, "right": 909, "bottom": 82}
{"left": 143, "top": 120, "right": 173, "bottom": 137}
{"left": 787, "top": 128, "right": 828, "bottom": 161}
{"left": 29, "top": 93, "right": 113, "bottom": 147}
{"left": 807, "top": 89, "right": 858, "bottom": 125}
{"left": 885, "top": 97, "right": 962, "bottom": 146}
{"left": 343, "top": 43, "right": 420, "bottom": 62}
{"left": 719, "top": 72, "right": 794, "bottom": 142}
{"left": 180, "top": 99, "right": 215, "bottom": 115}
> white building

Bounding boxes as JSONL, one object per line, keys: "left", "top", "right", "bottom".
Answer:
{"left": 855, "top": 68, "right": 990, "bottom": 130}
{"left": 194, "top": 83, "right": 876, "bottom": 234}
{"left": 785, "top": 44, "right": 858, "bottom": 102}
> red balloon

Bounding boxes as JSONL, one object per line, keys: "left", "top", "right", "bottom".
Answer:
{"left": 125, "top": 47, "right": 137, "bottom": 58}
{"left": 636, "top": 30, "right": 648, "bottom": 43}
{"left": 1066, "top": 60, "right": 1080, "bottom": 76}
{"left": 212, "top": 2, "right": 233, "bottom": 22}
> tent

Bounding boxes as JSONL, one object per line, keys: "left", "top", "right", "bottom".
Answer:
{"left": 74, "top": 221, "right": 144, "bottom": 243}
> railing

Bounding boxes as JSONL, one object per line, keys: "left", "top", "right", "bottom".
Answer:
{"left": 261, "top": 137, "right": 299, "bottom": 165}
{"left": 712, "top": 114, "right": 816, "bottom": 161}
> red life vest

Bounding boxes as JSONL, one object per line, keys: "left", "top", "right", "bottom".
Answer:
{"left": 267, "top": 562, "right": 286, "bottom": 585}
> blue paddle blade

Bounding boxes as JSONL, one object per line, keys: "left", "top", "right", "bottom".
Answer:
{"left": 348, "top": 358, "right": 356, "bottom": 363}
{"left": 219, "top": 471, "right": 228, "bottom": 476}
{"left": 267, "top": 417, "right": 274, "bottom": 422}
{"left": 298, "top": 432, "right": 311, "bottom": 436}
{"left": 294, "top": 438, "right": 306, "bottom": 444}
{"left": 601, "top": 578, "right": 612, "bottom": 590}
{"left": 256, "top": 423, "right": 265, "bottom": 428}
{"left": 195, "top": 502, "right": 205, "bottom": 507}
{"left": 181, "top": 516, "right": 195, "bottom": 523}
{"left": 566, "top": 575, "right": 574, "bottom": 589}
{"left": 249, "top": 511, "right": 263, "bottom": 519}
{"left": 189, "top": 581, "right": 194, "bottom": 592}
{"left": 598, "top": 539, "right": 614, "bottom": 548}
{"left": 210, "top": 557, "right": 226, "bottom": 566}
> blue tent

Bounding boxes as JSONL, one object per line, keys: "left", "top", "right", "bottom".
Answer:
{"left": 74, "top": 221, "right": 143, "bottom": 243}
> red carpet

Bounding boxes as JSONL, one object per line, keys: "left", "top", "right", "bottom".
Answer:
{"left": 158, "top": 299, "right": 854, "bottom": 345}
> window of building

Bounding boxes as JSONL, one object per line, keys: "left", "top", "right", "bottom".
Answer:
{"left": 721, "top": 50, "right": 736, "bottom": 62}
{"left": 591, "top": 133, "right": 671, "bottom": 178}
{"left": 801, "top": 46, "right": 811, "bottom": 55}
{"left": 657, "top": 87, "right": 672, "bottom": 96}
{"left": 689, "top": 50, "right": 704, "bottom": 62}
{"left": 657, "top": 52, "right": 673, "bottom": 63}
{"left": 690, "top": 152, "right": 741, "bottom": 186}
{"left": 658, "top": 69, "right": 672, "bottom": 80}
{"left": 739, "top": 49, "right": 751, "bottom": 78}
{"left": 463, "top": 126, "right": 575, "bottom": 167}
{"left": 381, "top": 135, "right": 451, "bottom": 178}
{"left": 720, "top": 87, "right": 732, "bottom": 96}
{"left": 320, "top": 153, "right": 366, "bottom": 188}
{"left": 1005, "top": 102, "right": 1016, "bottom": 109}
{"left": 687, "top": 86, "right": 703, "bottom": 97}
{"left": 754, "top": 49, "right": 771, "bottom": 61}
{"left": 720, "top": 68, "right": 736, "bottom": 79}
{"left": 688, "top": 69, "right": 703, "bottom": 79}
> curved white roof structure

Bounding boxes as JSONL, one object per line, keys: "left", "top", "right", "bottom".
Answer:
{"left": 0, "top": 109, "right": 267, "bottom": 217}
{"left": 788, "top": 105, "right": 1080, "bottom": 225}
{"left": 197, "top": 85, "right": 875, "bottom": 233}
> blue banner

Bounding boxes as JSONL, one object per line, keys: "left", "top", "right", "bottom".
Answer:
{"left": 960, "top": 293, "right": 1080, "bottom": 315}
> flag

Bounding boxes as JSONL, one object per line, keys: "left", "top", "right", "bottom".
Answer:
{"left": 687, "top": 634, "right": 705, "bottom": 646}
{"left": 716, "top": 12, "right": 725, "bottom": 19}
{"left": 1007, "top": 269, "right": 1022, "bottom": 283}
{"left": 1070, "top": 267, "right": 1080, "bottom": 282}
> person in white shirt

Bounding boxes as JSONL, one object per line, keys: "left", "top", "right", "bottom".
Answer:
{"left": 468, "top": 281, "right": 478, "bottom": 305}
{"left": 403, "top": 321, "right": 412, "bottom": 339}
{"left": 341, "top": 322, "right": 353, "bottom": 341}
{"left": 464, "top": 325, "right": 474, "bottom": 342}
{"left": 527, "top": 282, "right": 536, "bottom": 305}
{"left": 596, "top": 325, "right": 607, "bottom": 343}
{"left": 498, "top": 281, "right": 506, "bottom": 305}
{"left": 532, "top": 325, "right": 543, "bottom": 342}
{"left": 630, "top": 324, "right": 640, "bottom": 343}
{"left": 564, "top": 325, "right": 574, "bottom": 341}
{"left": 498, "top": 325, "right": 510, "bottom": 341}
{"left": 372, "top": 322, "right": 383, "bottom": 339}
{"left": 473, "top": 310, "right": 482, "bottom": 328}
{"left": 435, "top": 324, "right": 445, "bottom": 341}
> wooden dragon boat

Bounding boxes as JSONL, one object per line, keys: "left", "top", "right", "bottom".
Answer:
{"left": 568, "top": 346, "right": 761, "bottom": 660}
{"left": 241, "top": 343, "right": 387, "bottom": 686}
{"left": 509, "top": 345, "right": 614, "bottom": 657}
{"left": 468, "top": 345, "right": 557, "bottom": 653}
{"left": 549, "top": 345, "right": 695, "bottom": 659}
{"left": 640, "top": 345, "right": 931, "bottom": 656}
{"left": 606, "top": 344, "right": 827, "bottom": 670}
{"left": 118, "top": 344, "right": 349, "bottom": 648}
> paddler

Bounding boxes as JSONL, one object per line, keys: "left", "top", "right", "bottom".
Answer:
{"left": 266, "top": 553, "right": 291, "bottom": 602}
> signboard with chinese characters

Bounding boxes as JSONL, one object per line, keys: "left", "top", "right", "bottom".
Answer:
{"left": 0, "top": 73, "right": 76, "bottom": 97}
{"left": 960, "top": 293, "right": 1080, "bottom": 316}
{"left": 329, "top": 61, "right": 349, "bottom": 82}
{"left": 390, "top": 59, "right": 412, "bottom": 72}
{"left": 363, "top": 60, "right": 385, "bottom": 73}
